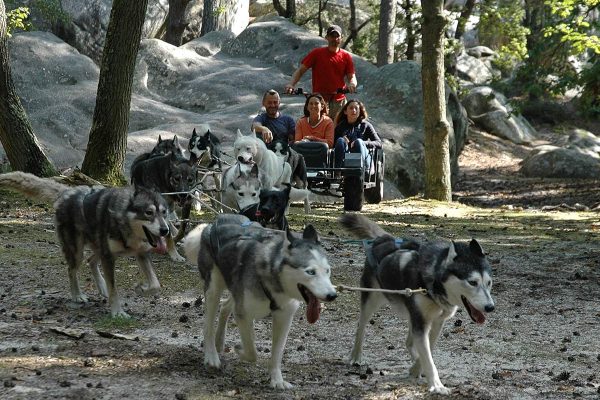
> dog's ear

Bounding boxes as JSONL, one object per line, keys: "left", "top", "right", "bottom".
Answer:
{"left": 172, "top": 135, "right": 179, "bottom": 146}
{"left": 236, "top": 129, "right": 243, "bottom": 140}
{"left": 249, "top": 164, "right": 259, "bottom": 178}
{"left": 445, "top": 241, "right": 458, "bottom": 264}
{"left": 157, "top": 134, "right": 163, "bottom": 143}
{"left": 469, "top": 239, "right": 485, "bottom": 257}
{"left": 302, "top": 224, "right": 319, "bottom": 244}
{"left": 204, "top": 129, "right": 211, "bottom": 140}
{"left": 192, "top": 128, "right": 197, "bottom": 136}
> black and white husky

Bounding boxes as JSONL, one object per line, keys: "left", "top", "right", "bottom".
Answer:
{"left": 0, "top": 172, "right": 171, "bottom": 318}
{"left": 340, "top": 214, "right": 495, "bottom": 395}
{"left": 183, "top": 214, "right": 337, "bottom": 389}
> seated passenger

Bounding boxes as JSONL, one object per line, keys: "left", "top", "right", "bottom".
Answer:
{"left": 252, "top": 89, "right": 295, "bottom": 144}
{"left": 333, "top": 99, "right": 382, "bottom": 169}
{"left": 294, "top": 94, "right": 334, "bottom": 148}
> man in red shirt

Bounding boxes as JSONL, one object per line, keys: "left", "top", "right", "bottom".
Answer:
{"left": 285, "top": 25, "right": 357, "bottom": 119}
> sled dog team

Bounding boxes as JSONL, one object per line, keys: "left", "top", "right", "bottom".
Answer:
{"left": 0, "top": 130, "right": 495, "bottom": 395}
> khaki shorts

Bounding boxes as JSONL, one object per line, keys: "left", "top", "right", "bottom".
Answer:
{"left": 328, "top": 97, "right": 347, "bottom": 120}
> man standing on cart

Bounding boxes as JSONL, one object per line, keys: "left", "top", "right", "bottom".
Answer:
{"left": 284, "top": 25, "right": 357, "bottom": 119}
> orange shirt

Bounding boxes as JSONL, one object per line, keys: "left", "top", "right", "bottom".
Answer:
{"left": 294, "top": 116, "right": 334, "bottom": 148}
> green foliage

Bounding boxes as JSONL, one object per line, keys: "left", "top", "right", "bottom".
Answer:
{"left": 478, "top": 0, "right": 530, "bottom": 74}
{"left": 512, "top": 0, "right": 600, "bottom": 116}
{"left": 94, "top": 315, "right": 140, "bottom": 331}
{"left": 32, "top": 0, "right": 69, "bottom": 25}
{"left": 6, "top": 6, "right": 32, "bottom": 36}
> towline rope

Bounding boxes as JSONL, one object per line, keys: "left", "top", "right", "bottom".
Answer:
{"left": 335, "top": 285, "right": 427, "bottom": 297}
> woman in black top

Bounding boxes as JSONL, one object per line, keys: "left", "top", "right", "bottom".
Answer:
{"left": 333, "top": 99, "right": 382, "bottom": 169}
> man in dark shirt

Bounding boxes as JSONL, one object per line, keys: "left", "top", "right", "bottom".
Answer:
{"left": 251, "top": 89, "right": 295, "bottom": 144}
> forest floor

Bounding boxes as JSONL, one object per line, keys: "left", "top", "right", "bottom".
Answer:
{"left": 0, "top": 123, "right": 599, "bottom": 400}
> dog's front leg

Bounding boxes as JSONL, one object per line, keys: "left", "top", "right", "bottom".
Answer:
{"left": 269, "top": 302, "right": 299, "bottom": 389}
{"left": 99, "top": 257, "right": 129, "bottom": 318}
{"left": 134, "top": 254, "right": 161, "bottom": 296}
{"left": 413, "top": 329, "right": 450, "bottom": 395}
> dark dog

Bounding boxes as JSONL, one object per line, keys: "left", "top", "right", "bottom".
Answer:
{"left": 0, "top": 172, "right": 171, "bottom": 318}
{"left": 132, "top": 135, "right": 186, "bottom": 166}
{"left": 188, "top": 128, "right": 223, "bottom": 210}
{"left": 239, "top": 184, "right": 291, "bottom": 231}
{"left": 188, "top": 128, "right": 222, "bottom": 169}
{"left": 130, "top": 151, "right": 197, "bottom": 257}
{"left": 269, "top": 139, "right": 307, "bottom": 189}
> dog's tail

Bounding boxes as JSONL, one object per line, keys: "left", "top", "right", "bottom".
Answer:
{"left": 0, "top": 171, "right": 69, "bottom": 203}
{"left": 182, "top": 223, "right": 210, "bottom": 266}
{"left": 339, "top": 213, "right": 389, "bottom": 239}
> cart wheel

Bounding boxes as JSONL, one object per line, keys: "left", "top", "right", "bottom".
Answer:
{"left": 365, "top": 155, "right": 384, "bottom": 204}
{"left": 344, "top": 175, "right": 364, "bottom": 211}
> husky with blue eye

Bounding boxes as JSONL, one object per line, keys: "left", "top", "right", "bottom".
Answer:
{"left": 340, "top": 213, "right": 495, "bottom": 395}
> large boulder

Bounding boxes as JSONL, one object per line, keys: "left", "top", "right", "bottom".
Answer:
{"left": 462, "top": 86, "right": 537, "bottom": 144}
{"left": 520, "top": 145, "right": 600, "bottom": 179}
{"left": 5, "top": 16, "right": 468, "bottom": 195}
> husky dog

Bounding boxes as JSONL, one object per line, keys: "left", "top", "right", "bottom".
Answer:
{"left": 340, "top": 214, "right": 495, "bottom": 395}
{"left": 132, "top": 134, "right": 186, "bottom": 166}
{"left": 269, "top": 138, "right": 308, "bottom": 189}
{"left": 0, "top": 172, "right": 171, "bottom": 318}
{"left": 240, "top": 184, "right": 291, "bottom": 231}
{"left": 269, "top": 138, "right": 311, "bottom": 214}
{"left": 221, "top": 163, "right": 261, "bottom": 212}
{"left": 233, "top": 130, "right": 291, "bottom": 189}
{"left": 130, "top": 151, "right": 197, "bottom": 251}
{"left": 188, "top": 128, "right": 222, "bottom": 169}
{"left": 188, "top": 128, "right": 223, "bottom": 211}
{"left": 183, "top": 214, "right": 337, "bottom": 389}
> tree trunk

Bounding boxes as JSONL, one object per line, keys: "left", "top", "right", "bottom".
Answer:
{"left": 201, "top": 0, "right": 242, "bottom": 36}
{"left": 421, "top": 0, "right": 452, "bottom": 201}
{"left": 348, "top": 0, "right": 358, "bottom": 47}
{"left": 286, "top": 0, "right": 296, "bottom": 21}
{"left": 0, "top": 0, "right": 57, "bottom": 177}
{"left": 81, "top": 0, "right": 149, "bottom": 184}
{"left": 165, "top": 0, "right": 191, "bottom": 46}
{"left": 376, "top": 0, "right": 396, "bottom": 66}
{"left": 273, "top": 0, "right": 285, "bottom": 16}
{"left": 454, "top": 0, "right": 476, "bottom": 40}
{"left": 403, "top": 0, "right": 416, "bottom": 60}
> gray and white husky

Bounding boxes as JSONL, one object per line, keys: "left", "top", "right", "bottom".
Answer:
{"left": 183, "top": 214, "right": 337, "bottom": 389}
{"left": 340, "top": 214, "right": 495, "bottom": 395}
{"left": 0, "top": 171, "right": 171, "bottom": 318}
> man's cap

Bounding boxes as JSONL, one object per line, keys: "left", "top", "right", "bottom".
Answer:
{"left": 326, "top": 25, "right": 342, "bottom": 36}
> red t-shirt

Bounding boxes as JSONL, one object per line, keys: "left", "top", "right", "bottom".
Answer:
{"left": 301, "top": 47, "right": 355, "bottom": 102}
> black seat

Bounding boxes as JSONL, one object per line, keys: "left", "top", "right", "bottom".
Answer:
{"left": 292, "top": 142, "right": 330, "bottom": 169}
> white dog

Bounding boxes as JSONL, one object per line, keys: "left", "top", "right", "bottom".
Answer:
{"left": 232, "top": 130, "right": 291, "bottom": 189}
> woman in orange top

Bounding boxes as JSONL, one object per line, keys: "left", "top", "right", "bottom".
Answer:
{"left": 294, "top": 94, "right": 334, "bottom": 148}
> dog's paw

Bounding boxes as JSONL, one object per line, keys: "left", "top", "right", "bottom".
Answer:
{"left": 110, "top": 309, "right": 131, "bottom": 319}
{"left": 409, "top": 362, "right": 423, "bottom": 378}
{"left": 204, "top": 353, "right": 222, "bottom": 369}
{"left": 169, "top": 252, "right": 186, "bottom": 263}
{"left": 270, "top": 376, "right": 293, "bottom": 390}
{"left": 234, "top": 344, "right": 257, "bottom": 363}
{"left": 429, "top": 384, "right": 451, "bottom": 395}
{"left": 134, "top": 283, "right": 160, "bottom": 297}
{"left": 72, "top": 293, "right": 89, "bottom": 303}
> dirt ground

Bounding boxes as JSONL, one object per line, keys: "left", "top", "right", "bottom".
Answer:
{"left": 1, "top": 125, "right": 599, "bottom": 400}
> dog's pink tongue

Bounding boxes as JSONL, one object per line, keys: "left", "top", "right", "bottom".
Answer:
{"left": 306, "top": 293, "right": 320, "bottom": 324}
{"left": 472, "top": 307, "right": 486, "bottom": 324}
{"left": 153, "top": 237, "right": 167, "bottom": 254}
